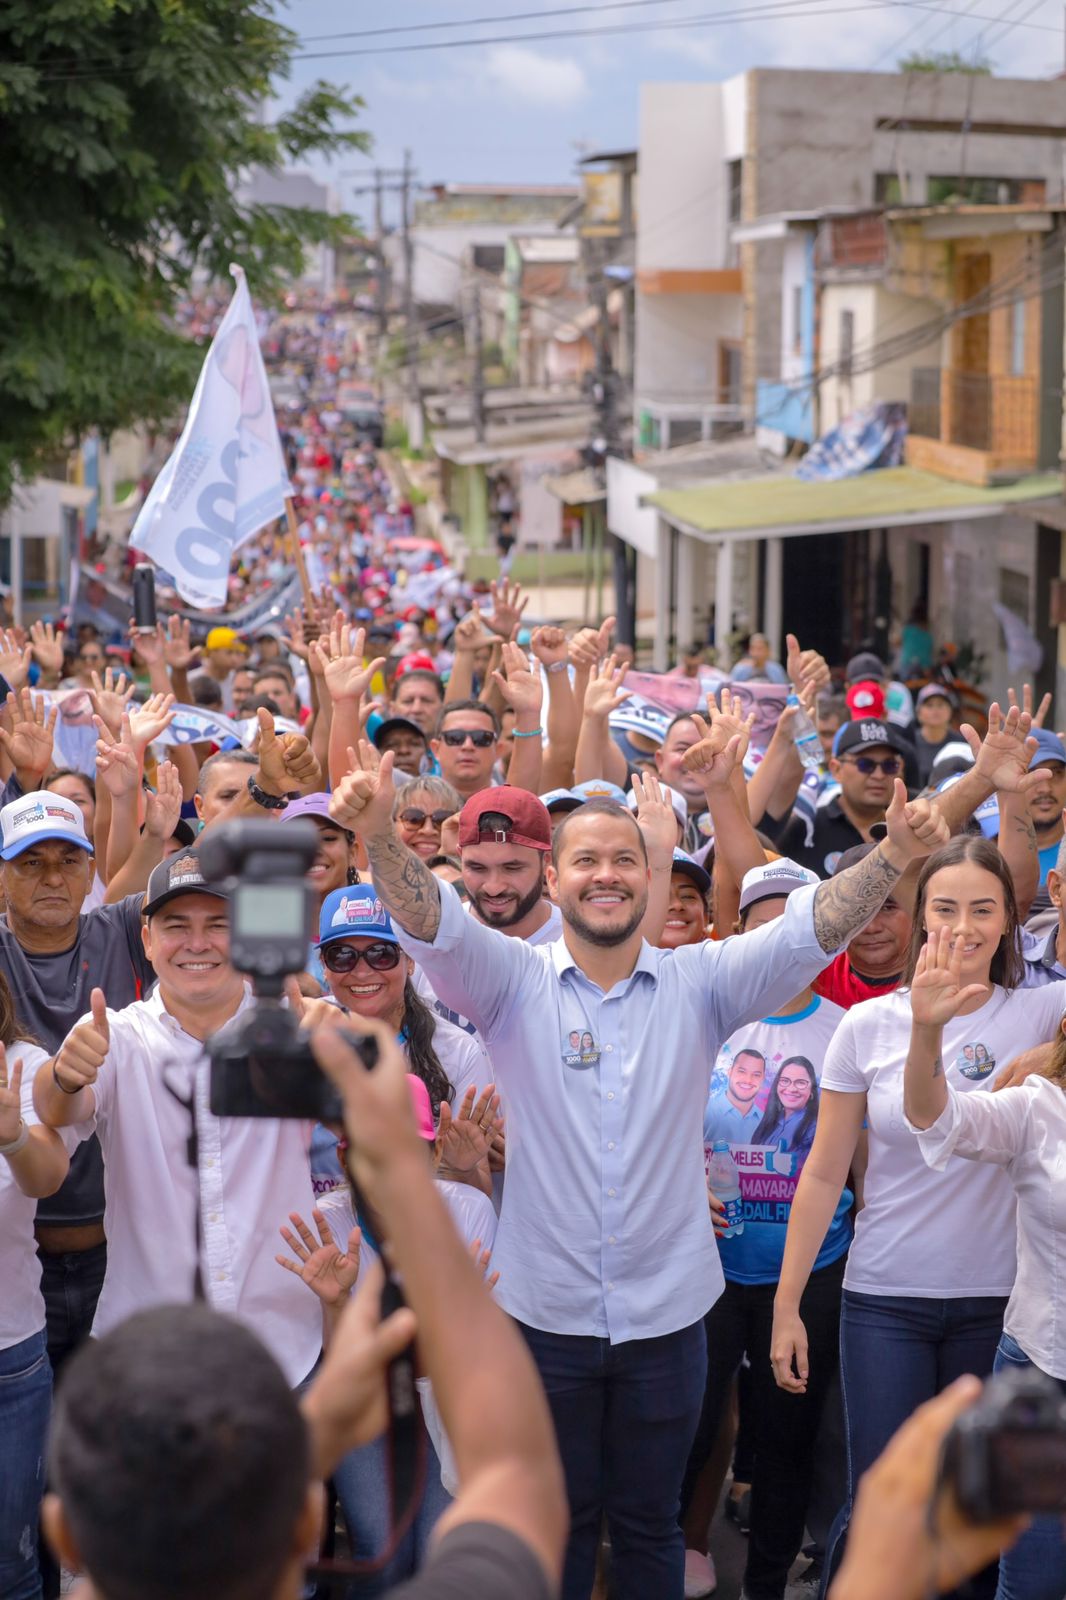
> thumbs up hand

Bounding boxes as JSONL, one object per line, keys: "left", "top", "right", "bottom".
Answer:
{"left": 54, "top": 987, "right": 111, "bottom": 1093}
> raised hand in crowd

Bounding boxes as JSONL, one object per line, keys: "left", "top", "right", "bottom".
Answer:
{"left": 330, "top": 738, "right": 398, "bottom": 839}
{"left": 785, "top": 631, "right": 831, "bottom": 694}
{"left": 486, "top": 577, "right": 529, "bottom": 640}
{"left": 0, "top": 627, "right": 32, "bottom": 691}
{"left": 143, "top": 760, "right": 182, "bottom": 841}
{"left": 93, "top": 713, "right": 140, "bottom": 797}
{"left": 529, "top": 624, "right": 568, "bottom": 670}
{"left": 29, "top": 620, "right": 65, "bottom": 685}
{"left": 48, "top": 988, "right": 111, "bottom": 1103}
{"left": 127, "top": 689, "right": 176, "bottom": 753}
{"left": 436, "top": 1083, "right": 502, "bottom": 1196}
{"left": 0, "top": 686, "right": 57, "bottom": 789}
{"left": 310, "top": 619, "right": 384, "bottom": 703}
{"left": 1006, "top": 682, "right": 1052, "bottom": 730}
{"left": 581, "top": 653, "right": 631, "bottom": 720}
{"left": 88, "top": 665, "right": 136, "bottom": 738}
{"left": 255, "top": 705, "right": 323, "bottom": 800}
{"left": 276, "top": 1206, "right": 362, "bottom": 1313}
{"left": 960, "top": 699, "right": 1047, "bottom": 795}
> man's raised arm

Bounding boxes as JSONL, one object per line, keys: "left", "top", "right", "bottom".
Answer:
{"left": 330, "top": 740, "right": 442, "bottom": 940}
{"left": 812, "top": 780, "right": 949, "bottom": 953}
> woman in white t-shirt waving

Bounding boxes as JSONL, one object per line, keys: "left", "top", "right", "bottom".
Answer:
{"left": 906, "top": 924, "right": 1066, "bottom": 1600}
{"left": 770, "top": 836, "right": 1066, "bottom": 1596}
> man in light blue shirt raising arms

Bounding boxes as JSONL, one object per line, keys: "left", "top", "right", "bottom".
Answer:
{"left": 330, "top": 724, "right": 949, "bottom": 1600}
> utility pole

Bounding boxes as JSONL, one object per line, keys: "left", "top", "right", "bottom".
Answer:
{"left": 588, "top": 251, "right": 620, "bottom": 459}
{"left": 471, "top": 283, "right": 486, "bottom": 443}
{"left": 372, "top": 168, "right": 388, "bottom": 344}
{"left": 400, "top": 148, "right": 418, "bottom": 403}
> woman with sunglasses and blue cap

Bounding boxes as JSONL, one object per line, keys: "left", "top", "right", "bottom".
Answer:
{"left": 316, "top": 884, "right": 493, "bottom": 1178}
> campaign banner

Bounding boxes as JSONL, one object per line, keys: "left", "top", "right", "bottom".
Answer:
{"left": 130, "top": 265, "right": 291, "bottom": 608}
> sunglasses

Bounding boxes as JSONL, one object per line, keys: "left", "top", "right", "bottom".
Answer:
{"left": 842, "top": 755, "right": 903, "bottom": 776}
{"left": 321, "top": 940, "right": 402, "bottom": 974}
{"left": 399, "top": 807, "right": 453, "bottom": 829}
{"left": 439, "top": 728, "right": 495, "bottom": 749}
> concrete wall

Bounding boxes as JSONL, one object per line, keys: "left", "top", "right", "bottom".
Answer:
{"left": 818, "top": 282, "right": 942, "bottom": 430}
{"left": 635, "top": 293, "right": 743, "bottom": 408}
{"left": 745, "top": 68, "right": 1066, "bottom": 387}
{"left": 637, "top": 82, "right": 734, "bottom": 274}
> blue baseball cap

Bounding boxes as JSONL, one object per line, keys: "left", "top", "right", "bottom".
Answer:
{"left": 570, "top": 778, "right": 628, "bottom": 804}
{"left": 670, "top": 847, "right": 711, "bottom": 894}
{"left": 318, "top": 885, "right": 399, "bottom": 947}
{"left": 1029, "top": 729, "right": 1066, "bottom": 770}
{"left": 539, "top": 787, "right": 584, "bottom": 813}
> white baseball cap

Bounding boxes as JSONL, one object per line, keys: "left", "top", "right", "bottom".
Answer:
{"left": 0, "top": 791, "right": 93, "bottom": 860}
{"left": 626, "top": 782, "right": 687, "bottom": 831}
{"left": 738, "top": 857, "right": 819, "bottom": 913}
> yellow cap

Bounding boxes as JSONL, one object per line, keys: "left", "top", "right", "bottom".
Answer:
{"left": 205, "top": 626, "right": 247, "bottom": 652}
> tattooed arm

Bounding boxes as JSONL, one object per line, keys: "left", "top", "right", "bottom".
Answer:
{"left": 812, "top": 781, "right": 950, "bottom": 954}
{"left": 330, "top": 743, "right": 442, "bottom": 941}
{"left": 365, "top": 829, "right": 442, "bottom": 942}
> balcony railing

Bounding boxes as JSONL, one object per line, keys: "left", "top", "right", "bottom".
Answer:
{"left": 909, "top": 367, "right": 1038, "bottom": 457}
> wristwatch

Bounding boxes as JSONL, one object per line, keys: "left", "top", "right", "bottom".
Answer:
{"left": 247, "top": 775, "right": 299, "bottom": 811}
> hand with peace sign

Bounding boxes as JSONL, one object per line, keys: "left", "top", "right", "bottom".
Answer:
{"left": 0, "top": 1044, "right": 26, "bottom": 1148}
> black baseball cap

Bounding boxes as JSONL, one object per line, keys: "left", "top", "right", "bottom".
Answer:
{"left": 845, "top": 651, "right": 887, "bottom": 685}
{"left": 835, "top": 719, "right": 911, "bottom": 760}
{"left": 142, "top": 849, "right": 228, "bottom": 919}
{"left": 372, "top": 716, "right": 426, "bottom": 750}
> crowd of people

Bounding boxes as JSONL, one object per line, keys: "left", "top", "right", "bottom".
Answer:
{"left": 3, "top": 407, "right": 1066, "bottom": 1600}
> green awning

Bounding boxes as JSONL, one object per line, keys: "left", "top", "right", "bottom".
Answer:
{"left": 645, "top": 466, "right": 1062, "bottom": 538}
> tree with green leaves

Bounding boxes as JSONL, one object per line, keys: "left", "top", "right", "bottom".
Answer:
{"left": 0, "top": 1, "right": 369, "bottom": 502}
{"left": 898, "top": 49, "right": 993, "bottom": 73}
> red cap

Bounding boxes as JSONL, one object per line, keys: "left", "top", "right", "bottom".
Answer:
{"left": 845, "top": 679, "right": 886, "bottom": 720}
{"left": 458, "top": 786, "right": 552, "bottom": 853}
{"left": 395, "top": 652, "right": 437, "bottom": 676}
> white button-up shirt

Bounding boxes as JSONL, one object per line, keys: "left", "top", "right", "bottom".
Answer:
{"left": 73, "top": 986, "right": 322, "bottom": 1386}
{"left": 911, "top": 1072, "right": 1066, "bottom": 1379}
{"left": 398, "top": 881, "right": 836, "bottom": 1343}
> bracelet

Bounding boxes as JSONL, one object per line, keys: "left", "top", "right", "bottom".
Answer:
{"left": 53, "top": 1059, "right": 82, "bottom": 1096}
{"left": 512, "top": 726, "right": 543, "bottom": 739}
{"left": 247, "top": 776, "right": 298, "bottom": 811}
{"left": 546, "top": 661, "right": 569, "bottom": 675}
{"left": 0, "top": 1118, "right": 28, "bottom": 1156}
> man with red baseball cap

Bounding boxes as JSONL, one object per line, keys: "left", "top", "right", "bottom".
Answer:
{"left": 457, "top": 787, "right": 560, "bottom": 945}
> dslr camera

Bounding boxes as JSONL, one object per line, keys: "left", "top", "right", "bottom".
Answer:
{"left": 940, "top": 1366, "right": 1066, "bottom": 1521}
{"left": 200, "top": 820, "right": 376, "bottom": 1120}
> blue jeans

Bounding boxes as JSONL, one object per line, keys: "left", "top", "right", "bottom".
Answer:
{"left": 519, "top": 1319, "right": 708, "bottom": 1600}
{"left": 332, "top": 1429, "right": 451, "bottom": 1597}
{"left": 993, "top": 1333, "right": 1066, "bottom": 1600}
{"left": 0, "top": 1331, "right": 52, "bottom": 1600}
{"left": 825, "top": 1290, "right": 1007, "bottom": 1599}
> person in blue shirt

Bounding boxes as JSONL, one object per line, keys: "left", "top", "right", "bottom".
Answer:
{"left": 703, "top": 1049, "right": 766, "bottom": 1144}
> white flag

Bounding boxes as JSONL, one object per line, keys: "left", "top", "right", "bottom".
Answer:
{"left": 130, "top": 265, "right": 290, "bottom": 607}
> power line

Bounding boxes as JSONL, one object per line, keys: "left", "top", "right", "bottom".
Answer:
{"left": 288, "top": 0, "right": 1063, "bottom": 62}
{"left": 300, "top": 0, "right": 739, "bottom": 43}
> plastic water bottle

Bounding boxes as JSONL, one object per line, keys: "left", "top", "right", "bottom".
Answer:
{"left": 708, "top": 1141, "right": 745, "bottom": 1237}
{"left": 786, "top": 690, "right": 823, "bottom": 773}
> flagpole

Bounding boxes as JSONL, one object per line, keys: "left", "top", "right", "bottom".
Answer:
{"left": 284, "top": 497, "right": 316, "bottom": 611}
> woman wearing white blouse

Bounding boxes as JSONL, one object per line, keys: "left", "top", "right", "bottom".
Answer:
{"left": 771, "top": 836, "right": 1066, "bottom": 1598}
{"left": 905, "top": 922, "right": 1066, "bottom": 1600}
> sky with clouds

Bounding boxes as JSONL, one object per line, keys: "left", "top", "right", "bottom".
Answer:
{"left": 276, "top": 0, "right": 1064, "bottom": 211}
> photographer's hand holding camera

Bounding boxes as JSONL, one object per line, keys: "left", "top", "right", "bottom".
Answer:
{"left": 830, "top": 1376, "right": 1027, "bottom": 1600}
{"left": 302, "top": 1015, "right": 567, "bottom": 1596}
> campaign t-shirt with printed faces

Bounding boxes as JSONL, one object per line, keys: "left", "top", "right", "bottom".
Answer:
{"left": 820, "top": 982, "right": 1066, "bottom": 1298}
{"left": 703, "top": 995, "right": 851, "bottom": 1285}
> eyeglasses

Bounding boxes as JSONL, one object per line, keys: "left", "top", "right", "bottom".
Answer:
{"left": 321, "top": 940, "right": 402, "bottom": 974}
{"left": 842, "top": 755, "right": 903, "bottom": 776}
{"left": 439, "top": 728, "right": 495, "bottom": 749}
{"left": 398, "top": 807, "right": 453, "bottom": 830}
